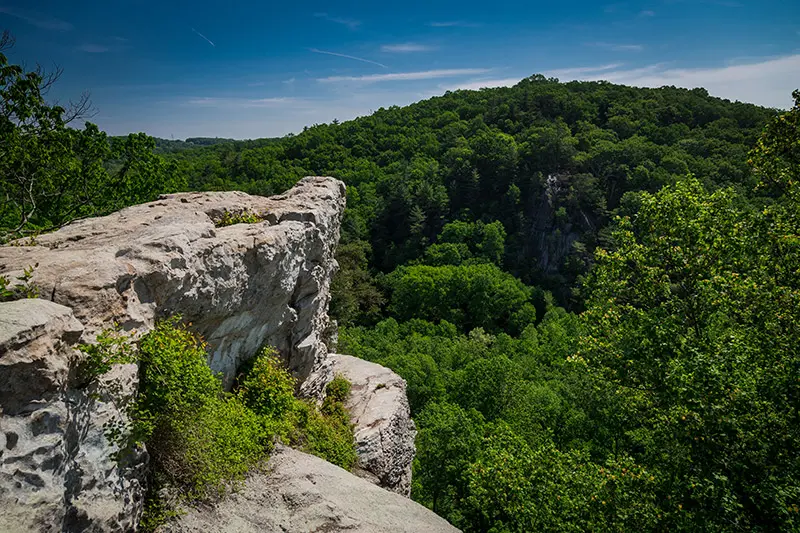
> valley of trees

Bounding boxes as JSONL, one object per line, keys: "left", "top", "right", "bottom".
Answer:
{"left": 3, "top": 31, "right": 799, "bottom": 530}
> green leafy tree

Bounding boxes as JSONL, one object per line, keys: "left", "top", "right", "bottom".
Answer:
{"left": 464, "top": 424, "right": 658, "bottom": 533}
{"left": 413, "top": 401, "right": 484, "bottom": 519}
{"left": 387, "top": 263, "right": 531, "bottom": 333}
{"left": 581, "top": 132, "right": 800, "bottom": 531}
{"left": 0, "top": 33, "right": 182, "bottom": 240}
{"left": 329, "top": 240, "right": 386, "bottom": 326}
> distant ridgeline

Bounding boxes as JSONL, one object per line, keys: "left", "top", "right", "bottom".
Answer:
{"left": 163, "top": 76, "right": 777, "bottom": 308}
{"left": 151, "top": 137, "right": 244, "bottom": 153}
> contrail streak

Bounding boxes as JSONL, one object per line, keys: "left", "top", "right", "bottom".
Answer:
{"left": 192, "top": 28, "right": 215, "bottom": 47}
{"left": 310, "top": 48, "right": 387, "bottom": 69}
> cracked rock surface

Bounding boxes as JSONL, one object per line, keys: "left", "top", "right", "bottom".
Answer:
{"left": 0, "top": 176, "right": 345, "bottom": 386}
{"left": 315, "top": 354, "right": 417, "bottom": 496}
{"left": 158, "top": 445, "right": 459, "bottom": 533}
{"left": 0, "top": 298, "right": 145, "bottom": 533}
{"left": 0, "top": 177, "right": 345, "bottom": 532}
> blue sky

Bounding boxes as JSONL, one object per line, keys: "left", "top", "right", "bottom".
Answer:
{"left": 1, "top": 0, "right": 798, "bottom": 139}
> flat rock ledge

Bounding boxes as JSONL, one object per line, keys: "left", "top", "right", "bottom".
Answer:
{"left": 158, "top": 445, "right": 460, "bottom": 533}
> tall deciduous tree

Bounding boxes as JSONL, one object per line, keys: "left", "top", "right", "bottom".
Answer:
{"left": 0, "top": 33, "right": 182, "bottom": 240}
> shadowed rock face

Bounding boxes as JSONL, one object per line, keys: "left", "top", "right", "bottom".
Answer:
{"left": 305, "top": 354, "right": 416, "bottom": 496}
{"left": 157, "top": 445, "right": 460, "bottom": 533}
{"left": 0, "top": 299, "right": 146, "bottom": 533}
{"left": 0, "top": 177, "right": 346, "bottom": 532}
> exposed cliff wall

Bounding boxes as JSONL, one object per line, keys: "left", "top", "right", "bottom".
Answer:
{"left": 0, "top": 299, "right": 145, "bottom": 533}
{"left": 0, "top": 177, "right": 347, "bottom": 532}
{"left": 0, "top": 176, "right": 346, "bottom": 384}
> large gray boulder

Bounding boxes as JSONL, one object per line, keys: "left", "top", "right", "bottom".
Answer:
{"left": 158, "top": 445, "right": 460, "bottom": 533}
{"left": 0, "top": 298, "right": 145, "bottom": 533}
{"left": 306, "top": 354, "right": 417, "bottom": 496}
{"left": 0, "top": 177, "right": 346, "bottom": 532}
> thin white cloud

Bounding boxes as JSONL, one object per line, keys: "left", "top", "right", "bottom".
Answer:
{"left": 546, "top": 63, "right": 625, "bottom": 78}
{"left": 310, "top": 48, "right": 388, "bottom": 68}
{"left": 0, "top": 6, "right": 73, "bottom": 30}
{"left": 639, "top": 10, "right": 656, "bottom": 16}
{"left": 441, "top": 65, "right": 624, "bottom": 92}
{"left": 381, "top": 43, "right": 437, "bottom": 53}
{"left": 313, "top": 13, "right": 360, "bottom": 30}
{"left": 428, "top": 21, "right": 481, "bottom": 28}
{"left": 442, "top": 77, "right": 522, "bottom": 91}
{"left": 547, "top": 54, "right": 800, "bottom": 109}
{"left": 283, "top": 77, "right": 296, "bottom": 84}
{"left": 589, "top": 42, "right": 644, "bottom": 52}
{"left": 186, "top": 97, "right": 298, "bottom": 108}
{"left": 76, "top": 44, "right": 110, "bottom": 53}
{"left": 192, "top": 28, "right": 215, "bottom": 47}
{"left": 318, "top": 68, "right": 491, "bottom": 83}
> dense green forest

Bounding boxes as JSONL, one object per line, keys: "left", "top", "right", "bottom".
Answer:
{"left": 3, "top": 32, "right": 800, "bottom": 530}
{"left": 163, "top": 77, "right": 776, "bottom": 306}
{"left": 164, "top": 83, "right": 800, "bottom": 532}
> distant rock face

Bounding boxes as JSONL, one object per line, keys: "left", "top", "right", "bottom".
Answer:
{"left": 0, "top": 177, "right": 346, "bottom": 532}
{"left": 306, "top": 355, "right": 416, "bottom": 496}
{"left": 158, "top": 445, "right": 460, "bottom": 533}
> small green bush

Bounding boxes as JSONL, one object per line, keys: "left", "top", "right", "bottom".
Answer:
{"left": 132, "top": 318, "right": 270, "bottom": 530}
{"left": 149, "top": 398, "right": 267, "bottom": 501}
{"left": 134, "top": 318, "right": 267, "bottom": 498}
{"left": 0, "top": 265, "right": 38, "bottom": 302}
{"left": 289, "top": 399, "right": 357, "bottom": 470}
{"left": 236, "top": 348, "right": 296, "bottom": 421}
{"left": 135, "top": 317, "right": 221, "bottom": 420}
{"left": 235, "top": 353, "right": 357, "bottom": 471}
{"left": 325, "top": 374, "right": 351, "bottom": 404}
{"left": 214, "top": 210, "right": 264, "bottom": 227}
{"left": 77, "top": 326, "right": 136, "bottom": 385}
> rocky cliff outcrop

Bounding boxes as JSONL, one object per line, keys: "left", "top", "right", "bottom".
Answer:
{"left": 0, "top": 177, "right": 349, "bottom": 531}
{"left": 0, "top": 176, "right": 346, "bottom": 385}
{"left": 158, "top": 445, "right": 459, "bottom": 533}
{"left": 306, "top": 354, "right": 416, "bottom": 495}
{"left": 0, "top": 299, "right": 146, "bottom": 533}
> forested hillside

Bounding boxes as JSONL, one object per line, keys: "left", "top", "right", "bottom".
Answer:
{"left": 165, "top": 82, "right": 800, "bottom": 532}
{"left": 165, "top": 76, "right": 776, "bottom": 307}
{"left": 4, "top": 34, "right": 799, "bottom": 530}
